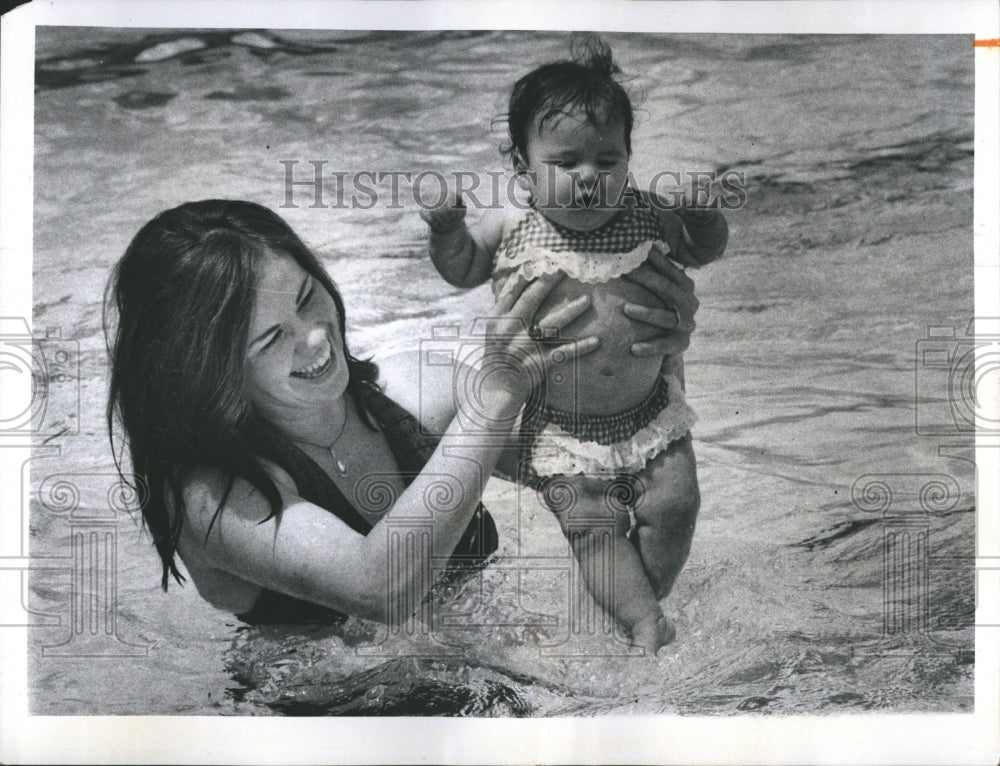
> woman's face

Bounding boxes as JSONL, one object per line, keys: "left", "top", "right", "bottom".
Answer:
{"left": 244, "top": 252, "right": 350, "bottom": 427}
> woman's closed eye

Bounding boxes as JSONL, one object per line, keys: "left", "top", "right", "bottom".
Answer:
{"left": 297, "top": 276, "right": 315, "bottom": 311}
{"left": 250, "top": 327, "right": 282, "bottom": 356}
{"left": 249, "top": 274, "right": 317, "bottom": 358}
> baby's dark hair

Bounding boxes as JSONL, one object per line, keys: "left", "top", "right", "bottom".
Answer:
{"left": 503, "top": 35, "right": 633, "bottom": 167}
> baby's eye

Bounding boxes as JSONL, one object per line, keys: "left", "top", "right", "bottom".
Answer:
{"left": 544, "top": 158, "right": 575, "bottom": 168}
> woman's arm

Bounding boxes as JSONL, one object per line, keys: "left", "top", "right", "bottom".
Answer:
{"left": 183, "top": 276, "right": 596, "bottom": 622}
{"left": 181, "top": 393, "right": 522, "bottom": 621}
{"left": 377, "top": 350, "right": 456, "bottom": 436}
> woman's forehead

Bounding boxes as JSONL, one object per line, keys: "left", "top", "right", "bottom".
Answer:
{"left": 253, "top": 252, "right": 306, "bottom": 296}
{"left": 246, "top": 255, "right": 306, "bottom": 334}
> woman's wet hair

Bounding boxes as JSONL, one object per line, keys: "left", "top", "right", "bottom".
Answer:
{"left": 105, "top": 200, "right": 379, "bottom": 589}
{"left": 501, "top": 34, "right": 634, "bottom": 167}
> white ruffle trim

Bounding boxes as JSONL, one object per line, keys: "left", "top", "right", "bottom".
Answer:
{"left": 531, "top": 374, "right": 697, "bottom": 476}
{"left": 495, "top": 240, "right": 667, "bottom": 299}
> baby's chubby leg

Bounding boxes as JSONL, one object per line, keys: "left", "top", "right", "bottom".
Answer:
{"left": 541, "top": 472, "right": 675, "bottom": 654}
{"left": 631, "top": 435, "right": 701, "bottom": 600}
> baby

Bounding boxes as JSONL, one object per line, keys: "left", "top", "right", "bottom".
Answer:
{"left": 421, "top": 37, "right": 727, "bottom": 654}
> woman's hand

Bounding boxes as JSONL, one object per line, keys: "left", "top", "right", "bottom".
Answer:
{"left": 622, "top": 246, "right": 699, "bottom": 358}
{"left": 469, "top": 273, "right": 599, "bottom": 422}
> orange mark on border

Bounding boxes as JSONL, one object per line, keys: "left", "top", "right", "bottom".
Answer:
{"left": 973, "top": 38, "right": 999, "bottom": 48}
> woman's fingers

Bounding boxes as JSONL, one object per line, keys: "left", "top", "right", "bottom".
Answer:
{"left": 491, "top": 272, "right": 563, "bottom": 324}
{"left": 623, "top": 303, "right": 696, "bottom": 334}
{"left": 623, "top": 256, "right": 698, "bottom": 327}
{"left": 534, "top": 294, "right": 591, "bottom": 336}
{"left": 630, "top": 334, "right": 691, "bottom": 358}
{"left": 625, "top": 252, "right": 695, "bottom": 293}
{"left": 541, "top": 335, "right": 600, "bottom": 366}
{"left": 624, "top": 262, "right": 694, "bottom": 298}
{"left": 508, "top": 272, "right": 565, "bottom": 318}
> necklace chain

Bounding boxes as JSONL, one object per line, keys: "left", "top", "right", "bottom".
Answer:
{"left": 293, "top": 404, "right": 350, "bottom": 477}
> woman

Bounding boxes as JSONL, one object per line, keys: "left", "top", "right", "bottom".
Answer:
{"left": 106, "top": 200, "right": 698, "bottom": 625}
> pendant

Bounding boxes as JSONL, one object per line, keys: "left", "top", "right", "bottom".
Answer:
{"left": 330, "top": 448, "right": 348, "bottom": 477}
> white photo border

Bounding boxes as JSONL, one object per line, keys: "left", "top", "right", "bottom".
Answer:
{"left": 1, "top": 1, "right": 998, "bottom": 764}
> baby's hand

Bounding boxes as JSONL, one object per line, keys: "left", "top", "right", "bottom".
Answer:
{"left": 678, "top": 206, "right": 719, "bottom": 226}
{"left": 420, "top": 195, "right": 467, "bottom": 234}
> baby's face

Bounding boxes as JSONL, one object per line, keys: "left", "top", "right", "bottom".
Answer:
{"left": 517, "top": 111, "right": 630, "bottom": 231}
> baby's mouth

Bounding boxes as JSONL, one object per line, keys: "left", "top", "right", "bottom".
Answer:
{"left": 291, "top": 332, "right": 333, "bottom": 379}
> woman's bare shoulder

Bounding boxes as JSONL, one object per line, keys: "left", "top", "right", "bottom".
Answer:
{"left": 179, "top": 461, "right": 295, "bottom": 529}
{"left": 174, "top": 465, "right": 284, "bottom": 613}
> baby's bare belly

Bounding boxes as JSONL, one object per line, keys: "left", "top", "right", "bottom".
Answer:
{"left": 538, "top": 277, "right": 666, "bottom": 416}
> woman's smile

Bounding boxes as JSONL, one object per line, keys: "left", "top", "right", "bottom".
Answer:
{"left": 291, "top": 329, "right": 334, "bottom": 380}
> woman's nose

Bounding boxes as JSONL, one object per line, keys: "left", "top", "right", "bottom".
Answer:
{"left": 298, "top": 325, "right": 326, "bottom": 354}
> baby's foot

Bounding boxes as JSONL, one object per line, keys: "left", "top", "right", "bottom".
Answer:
{"left": 631, "top": 613, "right": 677, "bottom": 657}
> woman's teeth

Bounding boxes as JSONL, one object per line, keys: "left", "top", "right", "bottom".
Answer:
{"left": 291, "top": 335, "right": 333, "bottom": 379}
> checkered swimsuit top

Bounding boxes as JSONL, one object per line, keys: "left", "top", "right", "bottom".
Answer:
{"left": 492, "top": 205, "right": 666, "bottom": 297}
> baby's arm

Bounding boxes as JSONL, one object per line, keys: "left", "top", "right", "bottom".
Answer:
{"left": 647, "top": 193, "right": 728, "bottom": 268}
{"left": 675, "top": 205, "right": 728, "bottom": 266}
{"left": 421, "top": 200, "right": 505, "bottom": 288}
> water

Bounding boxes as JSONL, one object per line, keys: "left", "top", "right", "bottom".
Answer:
{"left": 28, "top": 30, "right": 974, "bottom": 715}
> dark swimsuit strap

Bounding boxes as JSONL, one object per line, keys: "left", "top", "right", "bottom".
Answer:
{"left": 269, "top": 386, "right": 440, "bottom": 535}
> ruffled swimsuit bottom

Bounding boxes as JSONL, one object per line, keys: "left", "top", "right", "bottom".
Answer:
{"left": 494, "top": 231, "right": 698, "bottom": 479}
{"left": 524, "top": 369, "right": 697, "bottom": 478}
